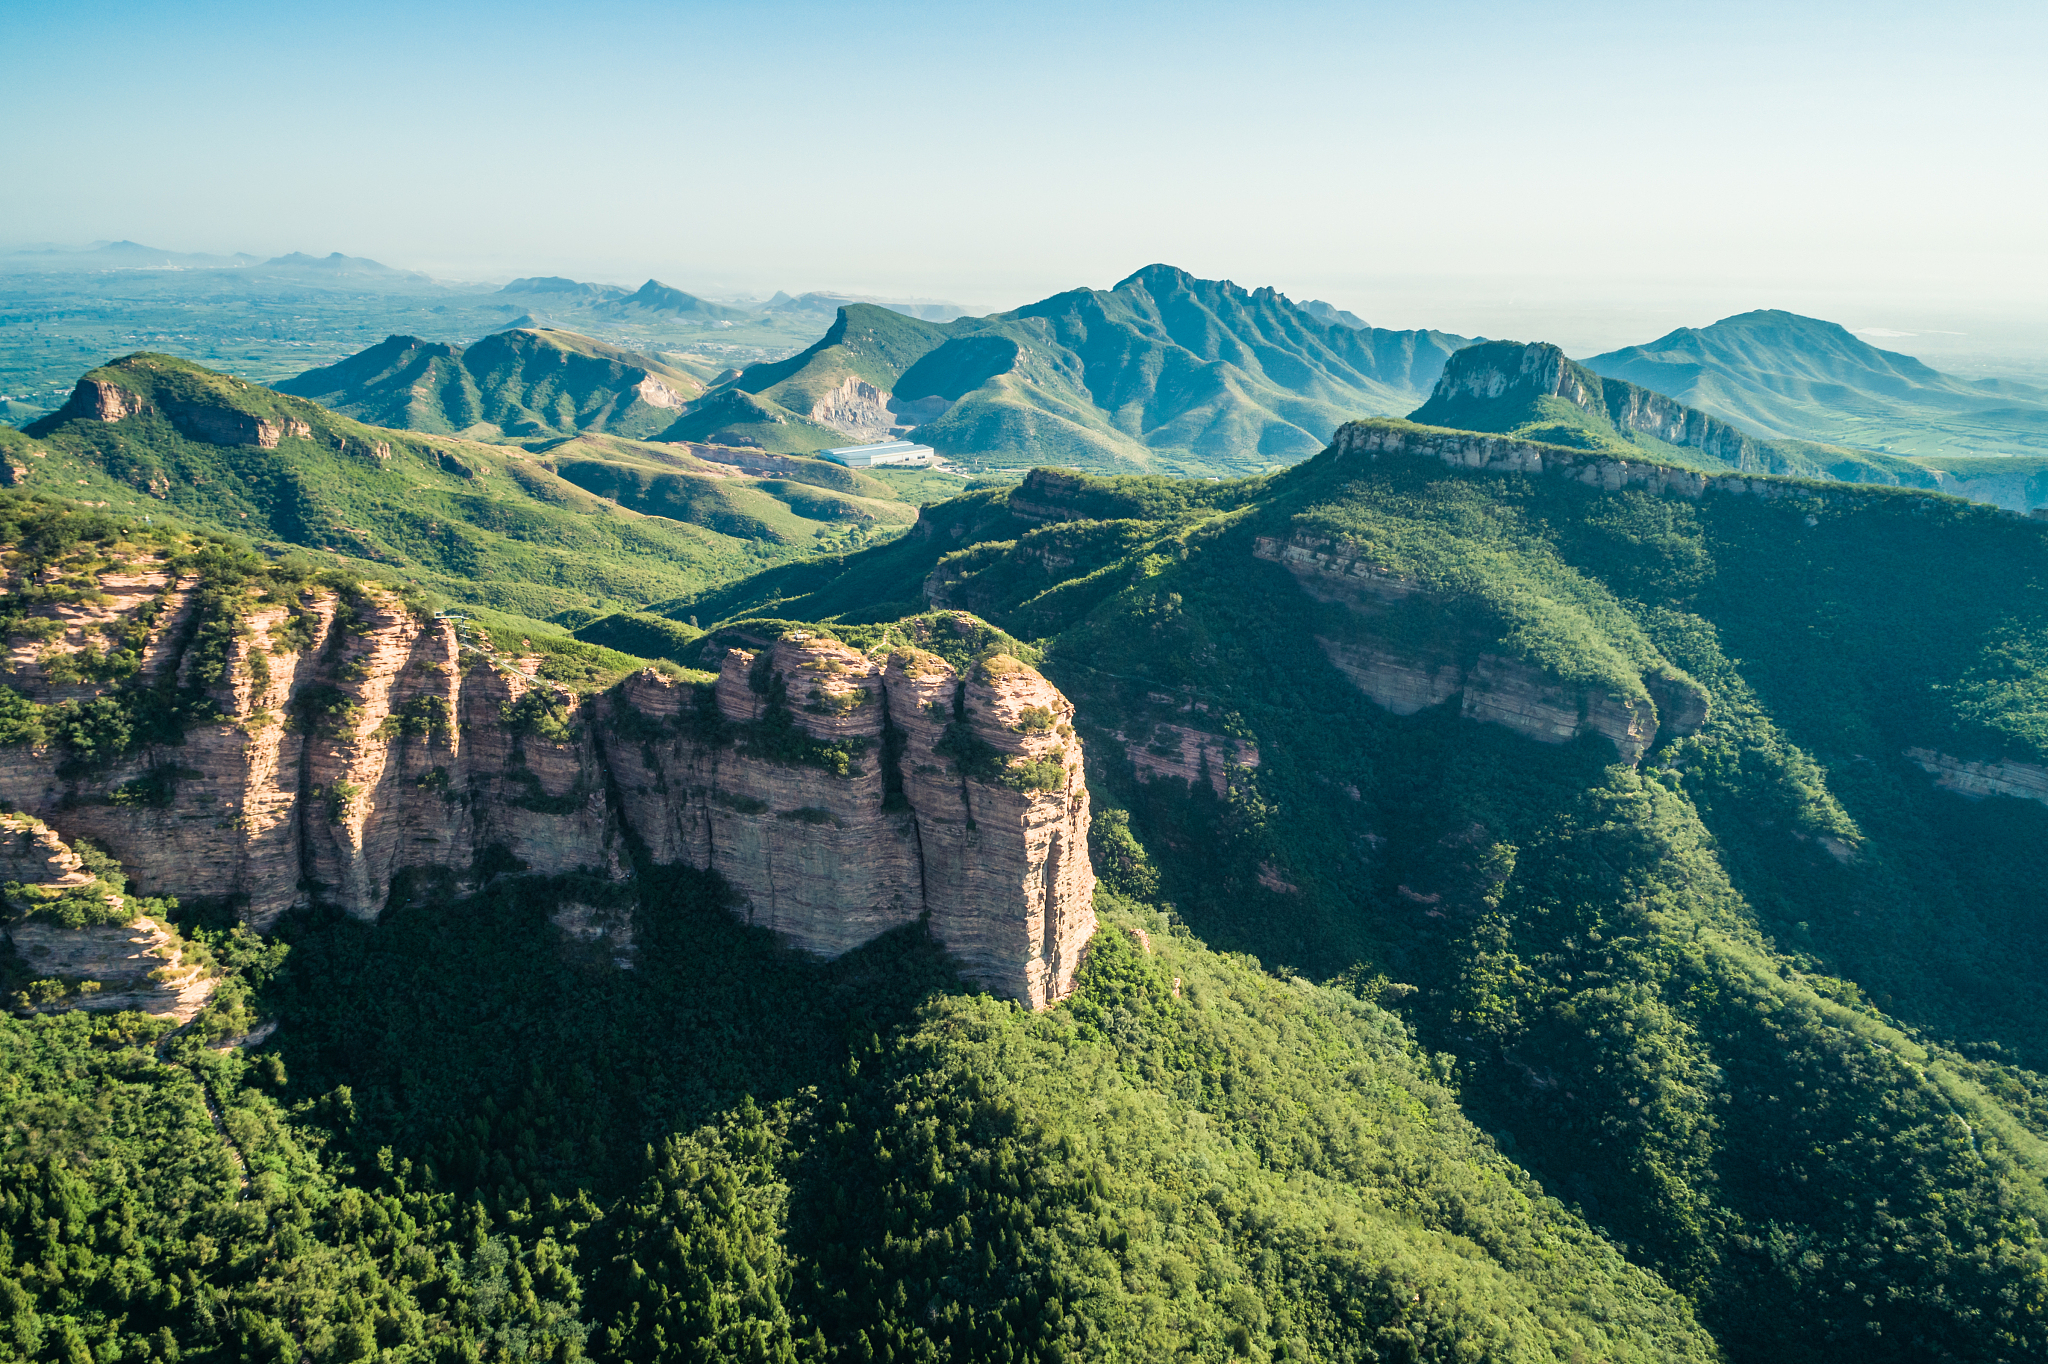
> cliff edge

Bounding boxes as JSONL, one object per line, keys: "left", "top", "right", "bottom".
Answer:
{"left": 0, "top": 527, "right": 1095, "bottom": 1008}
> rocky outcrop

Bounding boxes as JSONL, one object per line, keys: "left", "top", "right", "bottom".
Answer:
{"left": 606, "top": 635, "right": 1095, "bottom": 1007}
{"left": 33, "top": 376, "right": 299, "bottom": 447}
{"left": 1257, "top": 531, "right": 1707, "bottom": 764}
{"left": 0, "top": 814, "right": 216, "bottom": 1021}
{"left": 1413, "top": 341, "right": 1763, "bottom": 468}
{"left": 0, "top": 562, "right": 1095, "bottom": 1007}
{"left": 44, "top": 377, "right": 149, "bottom": 425}
{"left": 1905, "top": 748, "right": 2048, "bottom": 807}
{"left": 1115, "top": 722, "right": 1259, "bottom": 797}
{"left": 7, "top": 915, "right": 216, "bottom": 1021}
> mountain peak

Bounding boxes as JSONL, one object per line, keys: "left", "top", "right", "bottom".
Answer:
{"left": 1582, "top": 307, "right": 2044, "bottom": 453}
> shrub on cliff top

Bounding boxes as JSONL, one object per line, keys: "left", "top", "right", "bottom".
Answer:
{"left": 0, "top": 683, "right": 46, "bottom": 746}
{"left": 503, "top": 686, "right": 577, "bottom": 743}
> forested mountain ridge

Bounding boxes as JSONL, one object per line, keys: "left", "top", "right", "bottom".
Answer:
{"left": 664, "top": 418, "right": 2048, "bottom": 1361}
{"left": 7, "top": 352, "right": 919, "bottom": 630}
{"left": 1583, "top": 308, "right": 2048, "bottom": 461}
{"left": 6, "top": 350, "right": 2048, "bottom": 1361}
{"left": 0, "top": 496, "right": 1720, "bottom": 1363}
{"left": 275, "top": 327, "right": 706, "bottom": 441}
{"left": 668, "top": 265, "right": 1474, "bottom": 474}
{"left": 1409, "top": 338, "right": 1951, "bottom": 487}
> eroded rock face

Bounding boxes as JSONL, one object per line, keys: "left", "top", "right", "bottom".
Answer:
{"left": 0, "top": 814, "right": 216, "bottom": 1021}
{"left": 7, "top": 916, "right": 215, "bottom": 1021}
{"left": 0, "top": 567, "right": 1096, "bottom": 1008}
{"left": 605, "top": 637, "right": 1096, "bottom": 1007}
{"left": 1258, "top": 532, "right": 1705, "bottom": 765}
{"left": 1905, "top": 748, "right": 2048, "bottom": 806}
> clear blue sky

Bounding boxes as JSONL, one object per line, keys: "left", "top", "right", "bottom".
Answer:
{"left": 5, "top": 0, "right": 2043, "bottom": 352}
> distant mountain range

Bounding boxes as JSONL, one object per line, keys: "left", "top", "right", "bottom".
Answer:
{"left": 0, "top": 240, "right": 259, "bottom": 270}
{"left": 658, "top": 265, "right": 1473, "bottom": 472}
{"left": 1408, "top": 338, "right": 1944, "bottom": 487}
{"left": 10, "top": 351, "right": 920, "bottom": 627}
{"left": 275, "top": 328, "right": 706, "bottom": 440}
{"left": 1584, "top": 309, "right": 2048, "bottom": 460}
{"left": 0, "top": 242, "right": 432, "bottom": 283}
{"left": 495, "top": 277, "right": 974, "bottom": 325}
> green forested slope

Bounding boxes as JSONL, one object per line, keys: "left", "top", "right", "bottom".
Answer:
{"left": 684, "top": 266, "right": 1474, "bottom": 474}
{"left": 10, "top": 397, "right": 2048, "bottom": 1363}
{"left": 1583, "top": 309, "right": 2048, "bottom": 459}
{"left": 665, "top": 428, "right": 2048, "bottom": 1361}
{"left": 276, "top": 328, "right": 707, "bottom": 441}
{"left": 0, "top": 854, "right": 1715, "bottom": 1363}
{"left": 10, "top": 354, "right": 919, "bottom": 629}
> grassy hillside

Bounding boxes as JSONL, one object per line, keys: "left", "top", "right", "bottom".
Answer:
{"left": 277, "top": 327, "right": 706, "bottom": 442}
{"left": 1585, "top": 309, "right": 2048, "bottom": 460}
{"left": 699, "top": 265, "right": 1476, "bottom": 476}
{"left": 13, "top": 353, "right": 920, "bottom": 631}
{"left": 663, "top": 428, "right": 2048, "bottom": 1361}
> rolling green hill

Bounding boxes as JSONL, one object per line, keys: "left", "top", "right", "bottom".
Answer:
{"left": 12, "top": 353, "right": 919, "bottom": 628}
{"left": 684, "top": 265, "right": 1475, "bottom": 475}
{"left": 1412, "top": 338, "right": 1949, "bottom": 487}
{"left": 1584, "top": 309, "right": 2048, "bottom": 461}
{"left": 664, "top": 425, "right": 2048, "bottom": 1362}
{"left": 275, "top": 327, "right": 706, "bottom": 441}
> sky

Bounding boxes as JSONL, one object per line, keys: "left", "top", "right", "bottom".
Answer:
{"left": 5, "top": 0, "right": 2045, "bottom": 356}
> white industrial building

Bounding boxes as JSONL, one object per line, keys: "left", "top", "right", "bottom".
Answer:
{"left": 818, "top": 440, "right": 936, "bottom": 468}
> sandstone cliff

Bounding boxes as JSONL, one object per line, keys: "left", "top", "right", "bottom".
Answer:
{"left": 0, "top": 553, "right": 1095, "bottom": 1008}
{"left": 603, "top": 632, "right": 1094, "bottom": 1007}
{"left": 0, "top": 813, "right": 216, "bottom": 1021}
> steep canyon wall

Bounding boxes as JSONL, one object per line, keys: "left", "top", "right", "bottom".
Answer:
{"left": 0, "top": 577, "right": 1095, "bottom": 1009}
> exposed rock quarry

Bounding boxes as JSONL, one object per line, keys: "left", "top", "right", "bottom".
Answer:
{"left": 0, "top": 565, "right": 1096, "bottom": 1008}
{"left": 807, "top": 376, "right": 955, "bottom": 443}
{"left": 1257, "top": 530, "right": 1697, "bottom": 763}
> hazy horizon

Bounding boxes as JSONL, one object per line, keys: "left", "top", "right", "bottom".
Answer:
{"left": 7, "top": 0, "right": 2044, "bottom": 369}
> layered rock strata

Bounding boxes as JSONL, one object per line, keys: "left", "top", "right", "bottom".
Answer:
{"left": 1905, "top": 748, "right": 2048, "bottom": 807}
{"left": 0, "top": 814, "right": 216, "bottom": 1020}
{"left": 1257, "top": 532, "right": 1696, "bottom": 763}
{"left": 604, "top": 635, "right": 1094, "bottom": 1007}
{"left": 1333, "top": 419, "right": 2048, "bottom": 524}
{"left": 0, "top": 568, "right": 1095, "bottom": 1007}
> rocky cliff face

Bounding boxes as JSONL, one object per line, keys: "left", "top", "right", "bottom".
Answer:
{"left": 1905, "top": 748, "right": 2048, "bottom": 807}
{"left": 1413, "top": 341, "right": 1763, "bottom": 468}
{"left": 0, "top": 813, "right": 217, "bottom": 1021}
{"left": 0, "top": 565, "right": 1095, "bottom": 1008}
{"left": 36, "top": 374, "right": 306, "bottom": 448}
{"left": 604, "top": 633, "right": 1094, "bottom": 1007}
{"left": 1256, "top": 530, "right": 1695, "bottom": 764}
